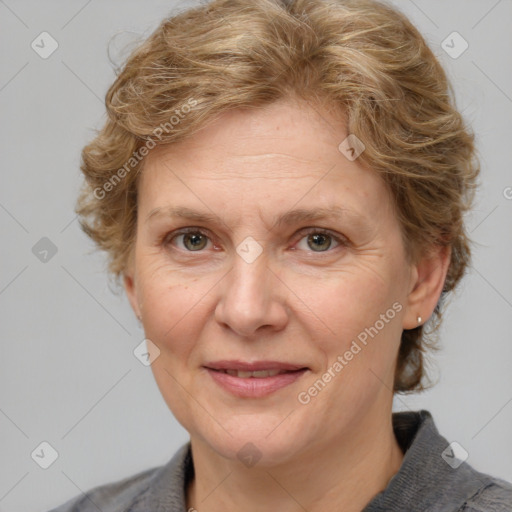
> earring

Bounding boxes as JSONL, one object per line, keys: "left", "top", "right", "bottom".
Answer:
{"left": 417, "top": 316, "right": 422, "bottom": 325}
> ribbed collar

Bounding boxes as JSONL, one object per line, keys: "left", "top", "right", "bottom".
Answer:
{"left": 363, "top": 410, "right": 490, "bottom": 511}
{"left": 128, "top": 410, "right": 490, "bottom": 511}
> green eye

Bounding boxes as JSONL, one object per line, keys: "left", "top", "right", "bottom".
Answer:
{"left": 306, "top": 233, "right": 333, "bottom": 252}
{"left": 180, "top": 232, "right": 209, "bottom": 251}
{"left": 166, "top": 227, "right": 345, "bottom": 255}
{"left": 295, "top": 229, "right": 342, "bottom": 253}
{"left": 166, "top": 229, "right": 212, "bottom": 252}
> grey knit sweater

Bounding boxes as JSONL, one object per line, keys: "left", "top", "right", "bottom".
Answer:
{"left": 49, "top": 410, "right": 512, "bottom": 511}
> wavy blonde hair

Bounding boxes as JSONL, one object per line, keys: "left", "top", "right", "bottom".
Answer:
{"left": 77, "top": 0, "right": 479, "bottom": 392}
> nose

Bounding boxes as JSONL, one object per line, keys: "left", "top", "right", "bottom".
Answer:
{"left": 214, "top": 254, "right": 289, "bottom": 338}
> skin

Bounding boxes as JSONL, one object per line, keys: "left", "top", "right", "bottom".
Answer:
{"left": 124, "top": 96, "right": 450, "bottom": 512}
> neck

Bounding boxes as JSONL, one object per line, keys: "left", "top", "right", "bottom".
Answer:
{"left": 186, "top": 412, "right": 403, "bottom": 512}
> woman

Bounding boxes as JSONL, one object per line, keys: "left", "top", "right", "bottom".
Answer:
{"left": 51, "top": 0, "right": 512, "bottom": 510}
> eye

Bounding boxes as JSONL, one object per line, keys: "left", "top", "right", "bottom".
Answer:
{"left": 167, "top": 228, "right": 212, "bottom": 251}
{"left": 295, "top": 229, "right": 343, "bottom": 252}
{"left": 164, "top": 227, "right": 346, "bottom": 254}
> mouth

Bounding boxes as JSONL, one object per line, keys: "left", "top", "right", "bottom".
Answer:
{"left": 215, "top": 368, "right": 295, "bottom": 378}
{"left": 203, "top": 360, "right": 309, "bottom": 398}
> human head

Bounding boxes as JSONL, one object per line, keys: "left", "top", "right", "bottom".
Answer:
{"left": 76, "top": 0, "right": 478, "bottom": 394}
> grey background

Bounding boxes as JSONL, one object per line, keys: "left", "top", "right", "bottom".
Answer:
{"left": 0, "top": 1, "right": 511, "bottom": 510}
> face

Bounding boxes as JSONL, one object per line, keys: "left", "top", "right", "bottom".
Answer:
{"left": 125, "top": 97, "right": 422, "bottom": 466}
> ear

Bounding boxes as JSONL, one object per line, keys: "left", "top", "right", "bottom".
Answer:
{"left": 123, "top": 257, "right": 141, "bottom": 320}
{"left": 402, "top": 245, "right": 451, "bottom": 329}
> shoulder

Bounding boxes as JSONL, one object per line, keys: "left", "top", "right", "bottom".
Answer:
{"left": 47, "top": 443, "right": 191, "bottom": 512}
{"left": 460, "top": 477, "right": 512, "bottom": 511}
{"left": 366, "top": 411, "right": 512, "bottom": 512}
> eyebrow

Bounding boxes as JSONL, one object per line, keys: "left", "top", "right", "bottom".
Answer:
{"left": 145, "top": 205, "right": 369, "bottom": 230}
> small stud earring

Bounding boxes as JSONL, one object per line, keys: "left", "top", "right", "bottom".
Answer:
{"left": 417, "top": 316, "right": 422, "bottom": 325}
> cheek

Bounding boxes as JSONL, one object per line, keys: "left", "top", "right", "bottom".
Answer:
{"left": 137, "top": 268, "right": 210, "bottom": 423}
{"left": 302, "top": 265, "right": 404, "bottom": 369}
{"left": 296, "top": 273, "right": 404, "bottom": 414}
{"left": 310, "top": 267, "right": 397, "bottom": 328}
{"left": 136, "top": 262, "right": 208, "bottom": 355}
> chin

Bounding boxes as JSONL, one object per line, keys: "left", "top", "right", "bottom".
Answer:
{"left": 190, "top": 412, "right": 313, "bottom": 468}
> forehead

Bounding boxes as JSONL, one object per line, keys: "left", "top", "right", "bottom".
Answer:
{"left": 138, "top": 98, "right": 393, "bottom": 224}
{"left": 145, "top": 98, "right": 344, "bottom": 170}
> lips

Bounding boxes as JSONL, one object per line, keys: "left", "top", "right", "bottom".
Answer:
{"left": 221, "top": 369, "right": 286, "bottom": 378}
{"left": 205, "top": 360, "right": 306, "bottom": 372}
{"left": 204, "top": 360, "right": 308, "bottom": 398}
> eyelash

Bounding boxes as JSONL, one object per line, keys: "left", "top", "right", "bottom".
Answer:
{"left": 163, "top": 227, "right": 348, "bottom": 254}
